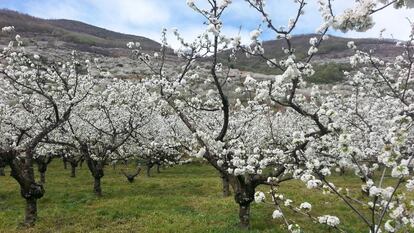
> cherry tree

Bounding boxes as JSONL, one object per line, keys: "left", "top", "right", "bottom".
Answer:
{"left": 126, "top": 113, "right": 193, "bottom": 177}
{"left": 126, "top": 1, "right": 292, "bottom": 228}
{"left": 121, "top": 166, "right": 141, "bottom": 183}
{"left": 48, "top": 78, "right": 157, "bottom": 196}
{"left": 241, "top": 0, "right": 414, "bottom": 232}
{"left": 0, "top": 29, "right": 95, "bottom": 226}
{"left": 1, "top": 0, "right": 412, "bottom": 231}
{"left": 61, "top": 147, "right": 84, "bottom": 178}
{"left": 33, "top": 151, "right": 55, "bottom": 184}
{"left": 128, "top": 0, "right": 414, "bottom": 230}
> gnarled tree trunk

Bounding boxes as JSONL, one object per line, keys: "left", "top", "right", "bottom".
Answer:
{"left": 35, "top": 157, "right": 52, "bottom": 185}
{"left": 85, "top": 152, "right": 105, "bottom": 197}
{"left": 146, "top": 163, "right": 153, "bottom": 177}
{"left": 67, "top": 156, "right": 81, "bottom": 178}
{"left": 37, "top": 163, "right": 47, "bottom": 184}
{"left": 94, "top": 177, "right": 102, "bottom": 196}
{"left": 39, "top": 172, "right": 46, "bottom": 184}
{"left": 5, "top": 150, "right": 45, "bottom": 226}
{"left": 220, "top": 173, "right": 231, "bottom": 197}
{"left": 70, "top": 163, "right": 77, "bottom": 178}
{"left": 25, "top": 198, "right": 38, "bottom": 226}
{"left": 34, "top": 155, "right": 52, "bottom": 184}
{"left": 230, "top": 175, "right": 257, "bottom": 229}
{"left": 62, "top": 157, "right": 68, "bottom": 170}
{"left": 238, "top": 203, "right": 251, "bottom": 228}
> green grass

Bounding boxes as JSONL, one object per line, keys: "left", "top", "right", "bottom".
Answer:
{"left": 0, "top": 162, "right": 406, "bottom": 232}
{"left": 307, "top": 62, "right": 351, "bottom": 84}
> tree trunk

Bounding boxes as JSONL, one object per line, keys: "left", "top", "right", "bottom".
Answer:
{"left": 0, "top": 166, "right": 5, "bottom": 176}
{"left": 40, "top": 172, "right": 46, "bottom": 184}
{"left": 231, "top": 175, "right": 256, "bottom": 229}
{"left": 146, "top": 164, "right": 152, "bottom": 177}
{"left": 156, "top": 164, "right": 161, "bottom": 173}
{"left": 24, "top": 198, "right": 37, "bottom": 226}
{"left": 238, "top": 203, "right": 251, "bottom": 229}
{"left": 36, "top": 162, "right": 48, "bottom": 184}
{"left": 70, "top": 164, "right": 76, "bottom": 178}
{"left": 88, "top": 162, "right": 104, "bottom": 197}
{"left": 85, "top": 150, "right": 105, "bottom": 197}
{"left": 221, "top": 175, "right": 231, "bottom": 197}
{"left": 63, "top": 159, "right": 68, "bottom": 170}
{"left": 94, "top": 177, "right": 102, "bottom": 196}
{"left": 5, "top": 148, "right": 45, "bottom": 227}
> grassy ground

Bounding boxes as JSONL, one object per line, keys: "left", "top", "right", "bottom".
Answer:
{"left": 0, "top": 161, "right": 402, "bottom": 232}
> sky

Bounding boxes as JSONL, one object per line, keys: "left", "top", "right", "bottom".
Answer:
{"left": 0, "top": 0, "right": 413, "bottom": 48}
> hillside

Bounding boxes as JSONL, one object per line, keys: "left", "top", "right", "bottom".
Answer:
{"left": 0, "top": 9, "right": 161, "bottom": 56}
{"left": 0, "top": 9, "right": 404, "bottom": 83}
{"left": 220, "top": 34, "right": 403, "bottom": 76}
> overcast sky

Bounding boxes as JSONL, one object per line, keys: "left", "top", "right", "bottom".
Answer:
{"left": 1, "top": 0, "right": 413, "bottom": 48}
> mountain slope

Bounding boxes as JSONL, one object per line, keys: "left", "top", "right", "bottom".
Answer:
{"left": 220, "top": 34, "right": 403, "bottom": 75}
{"left": 0, "top": 9, "right": 161, "bottom": 56}
{"left": 0, "top": 9, "right": 404, "bottom": 83}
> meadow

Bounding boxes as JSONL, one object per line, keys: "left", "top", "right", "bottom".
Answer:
{"left": 0, "top": 161, "right": 379, "bottom": 233}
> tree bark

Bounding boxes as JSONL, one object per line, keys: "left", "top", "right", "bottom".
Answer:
{"left": 24, "top": 198, "right": 37, "bottom": 227}
{"left": 63, "top": 158, "right": 68, "bottom": 170}
{"left": 39, "top": 172, "right": 46, "bottom": 184}
{"left": 36, "top": 164, "right": 47, "bottom": 184}
{"left": 146, "top": 164, "right": 152, "bottom": 177}
{"left": 231, "top": 175, "right": 256, "bottom": 229}
{"left": 5, "top": 149, "right": 45, "bottom": 227}
{"left": 35, "top": 157, "right": 52, "bottom": 185}
{"left": 238, "top": 203, "right": 251, "bottom": 229}
{"left": 94, "top": 177, "right": 102, "bottom": 196}
{"left": 156, "top": 164, "right": 161, "bottom": 173}
{"left": 70, "top": 164, "right": 76, "bottom": 178}
{"left": 221, "top": 174, "right": 231, "bottom": 197}
{"left": 88, "top": 164, "right": 104, "bottom": 196}
{"left": 85, "top": 148, "right": 105, "bottom": 197}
